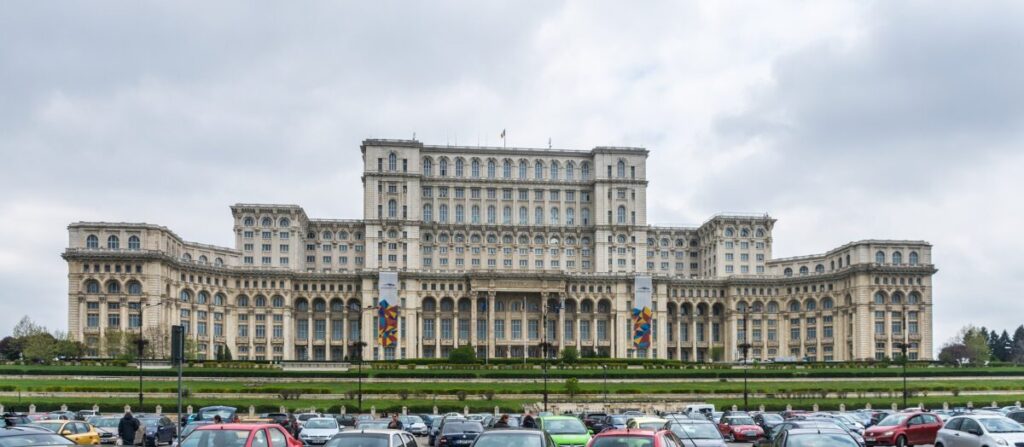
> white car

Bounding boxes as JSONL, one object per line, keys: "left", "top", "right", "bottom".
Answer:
{"left": 399, "top": 415, "right": 429, "bottom": 436}
{"left": 935, "top": 414, "right": 1024, "bottom": 447}
{"left": 329, "top": 429, "right": 417, "bottom": 447}
{"left": 298, "top": 417, "right": 340, "bottom": 445}
{"left": 296, "top": 412, "right": 323, "bottom": 428}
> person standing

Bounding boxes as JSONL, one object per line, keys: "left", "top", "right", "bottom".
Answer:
{"left": 521, "top": 411, "right": 536, "bottom": 429}
{"left": 118, "top": 411, "right": 140, "bottom": 446}
{"left": 493, "top": 415, "right": 510, "bottom": 428}
{"left": 387, "top": 414, "right": 403, "bottom": 430}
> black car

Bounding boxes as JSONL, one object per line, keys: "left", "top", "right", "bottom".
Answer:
{"left": 592, "top": 415, "right": 627, "bottom": 433}
{"left": 436, "top": 421, "right": 483, "bottom": 447}
{"left": 1, "top": 414, "right": 32, "bottom": 428}
{"left": 1006, "top": 411, "right": 1024, "bottom": 424}
{"left": 431, "top": 417, "right": 467, "bottom": 447}
{"left": 267, "top": 413, "right": 300, "bottom": 436}
{"left": 0, "top": 426, "right": 76, "bottom": 446}
{"left": 580, "top": 413, "right": 608, "bottom": 431}
{"left": 138, "top": 416, "right": 176, "bottom": 447}
{"left": 469, "top": 428, "right": 553, "bottom": 447}
{"left": 752, "top": 413, "right": 785, "bottom": 437}
{"left": 486, "top": 416, "right": 521, "bottom": 429}
{"left": 336, "top": 415, "right": 357, "bottom": 429}
{"left": 771, "top": 427, "right": 860, "bottom": 447}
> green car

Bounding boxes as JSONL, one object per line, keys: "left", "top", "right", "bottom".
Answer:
{"left": 538, "top": 416, "right": 593, "bottom": 447}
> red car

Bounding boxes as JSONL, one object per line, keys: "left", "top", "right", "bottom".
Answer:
{"left": 717, "top": 415, "right": 765, "bottom": 442}
{"left": 180, "top": 423, "right": 304, "bottom": 447}
{"left": 863, "top": 412, "right": 943, "bottom": 447}
{"left": 586, "top": 428, "right": 683, "bottom": 447}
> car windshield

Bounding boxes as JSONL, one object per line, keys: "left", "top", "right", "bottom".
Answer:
{"left": 473, "top": 433, "right": 543, "bottom": 447}
{"left": 610, "top": 417, "right": 626, "bottom": 424}
{"left": 305, "top": 419, "right": 338, "bottom": 429}
{"left": 139, "top": 418, "right": 162, "bottom": 428}
{"left": 0, "top": 433, "right": 76, "bottom": 447}
{"left": 762, "top": 415, "right": 784, "bottom": 423}
{"left": 325, "top": 434, "right": 389, "bottom": 447}
{"left": 876, "top": 415, "right": 907, "bottom": 427}
{"left": 544, "top": 419, "right": 587, "bottom": 435}
{"left": 979, "top": 418, "right": 1024, "bottom": 433}
{"left": 34, "top": 422, "right": 64, "bottom": 431}
{"left": 590, "top": 436, "right": 653, "bottom": 447}
{"left": 637, "top": 423, "right": 663, "bottom": 431}
{"left": 443, "top": 422, "right": 483, "bottom": 434}
{"left": 93, "top": 418, "right": 119, "bottom": 428}
{"left": 298, "top": 415, "right": 318, "bottom": 421}
{"left": 786, "top": 433, "right": 859, "bottom": 447}
{"left": 669, "top": 423, "right": 721, "bottom": 439}
{"left": 196, "top": 409, "right": 234, "bottom": 421}
{"left": 181, "top": 429, "right": 251, "bottom": 447}
{"left": 724, "top": 417, "right": 755, "bottom": 425}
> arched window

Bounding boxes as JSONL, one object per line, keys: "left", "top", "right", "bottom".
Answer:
{"left": 107, "top": 235, "right": 119, "bottom": 249}
{"left": 198, "top": 255, "right": 208, "bottom": 265}
{"left": 330, "top": 299, "right": 343, "bottom": 312}
{"left": 535, "top": 160, "right": 544, "bottom": 179}
{"left": 617, "top": 206, "right": 626, "bottom": 224}
{"left": 821, "top": 297, "right": 834, "bottom": 309}
{"left": 180, "top": 290, "right": 192, "bottom": 302}
{"left": 535, "top": 207, "right": 544, "bottom": 225}
{"left": 261, "top": 217, "right": 273, "bottom": 227}
{"left": 440, "top": 299, "right": 454, "bottom": 312}
{"left": 471, "top": 205, "right": 480, "bottom": 224}
{"left": 617, "top": 160, "right": 626, "bottom": 178}
{"left": 388, "top": 200, "right": 397, "bottom": 218}
{"left": 724, "top": 227, "right": 735, "bottom": 237}
{"left": 805, "top": 299, "right": 816, "bottom": 311}
{"left": 439, "top": 158, "right": 448, "bottom": 176}
{"left": 876, "top": 251, "right": 886, "bottom": 264}
{"left": 581, "top": 162, "right": 591, "bottom": 180}
{"left": 182, "top": 253, "right": 192, "bottom": 262}
{"left": 314, "top": 299, "right": 326, "bottom": 312}
{"left": 487, "top": 206, "right": 496, "bottom": 224}
{"left": 799, "top": 266, "right": 809, "bottom": 276}
{"left": 756, "top": 229, "right": 766, "bottom": 237}
{"left": 892, "top": 251, "right": 903, "bottom": 265}
{"left": 338, "top": 231, "right": 349, "bottom": 240}
{"left": 471, "top": 159, "right": 480, "bottom": 177}
{"left": 296, "top": 299, "right": 309, "bottom": 312}
{"left": 423, "top": 158, "right": 433, "bottom": 176}
{"left": 566, "top": 162, "right": 575, "bottom": 180}
{"left": 874, "top": 292, "right": 885, "bottom": 305}
{"left": 784, "top": 268, "right": 793, "bottom": 277}
{"left": 767, "top": 301, "right": 779, "bottom": 313}
{"left": 214, "top": 293, "right": 225, "bottom": 306}
{"left": 197, "top": 291, "right": 208, "bottom": 304}
{"left": 388, "top": 153, "right": 397, "bottom": 171}
{"left": 519, "top": 207, "right": 528, "bottom": 225}
{"left": 891, "top": 292, "right": 903, "bottom": 304}
{"left": 455, "top": 205, "right": 465, "bottom": 223}
{"left": 487, "top": 160, "right": 496, "bottom": 178}
{"left": 438, "top": 204, "right": 448, "bottom": 223}
{"left": 909, "top": 251, "right": 919, "bottom": 266}
{"left": 908, "top": 292, "right": 920, "bottom": 304}
{"left": 518, "top": 160, "right": 528, "bottom": 179}
{"left": 423, "top": 204, "right": 433, "bottom": 222}
{"left": 550, "top": 161, "right": 559, "bottom": 180}
{"left": 503, "top": 160, "right": 512, "bottom": 178}
{"left": 550, "top": 207, "right": 560, "bottom": 224}
{"left": 255, "top": 295, "right": 267, "bottom": 307}
{"left": 322, "top": 231, "right": 333, "bottom": 240}
{"left": 815, "top": 264, "right": 825, "bottom": 274}
{"left": 788, "top": 301, "right": 800, "bottom": 312}
{"left": 455, "top": 158, "right": 464, "bottom": 177}
{"left": 423, "top": 298, "right": 436, "bottom": 312}
{"left": 279, "top": 217, "right": 290, "bottom": 227}
{"left": 502, "top": 206, "right": 512, "bottom": 224}
{"left": 85, "top": 280, "right": 100, "bottom": 294}
{"left": 273, "top": 296, "right": 285, "bottom": 307}
{"left": 243, "top": 217, "right": 255, "bottom": 226}
{"left": 128, "top": 236, "right": 140, "bottom": 250}
{"left": 237, "top": 295, "right": 249, "bottom": 307}
{"left": 86, "top": 235, "right": 99, "bottom": 249}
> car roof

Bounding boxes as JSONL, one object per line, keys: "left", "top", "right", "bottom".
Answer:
{"left": 334, "top": 429, "right": 407, "bottom": 435}
{"left": 194, "top": 423, "right": 281, "bottom": 430}
{"left": 0, "top": 427, "right": 62, "bottom": 437}
{"left": 629, "top": 417, "right": 667, "bottom": 423}
{"left": 481, "top": 429, "right": 543, "bottom": 434}
{"left": 785, "top": 428, "right": 850, "bottom": 436}
{"left": 540, "top": 415, "right": 581, "bottom": 421}
{"left": 594, "top": 429, "right": 664, "bottom": 437}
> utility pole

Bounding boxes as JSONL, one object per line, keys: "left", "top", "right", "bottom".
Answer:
{"left": 737, "top": 305, "right": 752, "bottom": 412}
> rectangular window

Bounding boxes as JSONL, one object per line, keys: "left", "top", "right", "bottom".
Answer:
{"left": 441, "top": 318, "right": 453, "bottom": 339}
{"left": 424, "top": 319, "right": 435, "bottom": 339}
{"left": 314, "top": 319, "right": 326, "bottom": 340}
{"left": 297, "top": 320, "right": 309, "bottom": 340}
{"left": 476, "top": 319, "right": 487, "bottom": 340}
{"left": 494, "top": 319, "right": 505, "bottom": 340}
{"left": 458, "top": 318, "right": 470, "bottom": 341}
{"left": 580, "top": 321, "right": 591, "bottom": 341}
{"left": 511, "top": 319, "right": 522, "bottom": 340}
{"left": 597, "top": 320, "right": 608, "bottom": 341}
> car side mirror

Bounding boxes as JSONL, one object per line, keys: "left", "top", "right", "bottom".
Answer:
{"left": 61, "top": 430, "right": 72, "bottom": 435}
{"left": 588, "top": 430, "right": 594, "bottom": 435}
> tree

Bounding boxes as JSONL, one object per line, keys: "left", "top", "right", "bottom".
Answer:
{"left": 215, "top": 345, "right": 233, "bottom": 361}
{"left": 564, "top": 377, "right": 581, "bottom": 398}
{"left": 961, "top": 326, "right": 991, "bottom": 364}
{"left": 996, "top": 331, "right": 1013, "bottom": 362}
{"left": 1011, "top": 325, "right": 1024, "bottom": 364}
{"left": 21, "top": 333, "right": 57, "bottom": 363}
{"left": 0, "top": 336, "right": 22, "bottom": 361}
{"left": 560, "top": 347, "right": 580, "bottom": 364}
{"left": 938, "top": 343, "right": 970, "bottom": 365}
{"left": 448, "top": 345, "right": 477, "bottom": 364}
{"left": 103, "top": 330, "right": 127, "bottom": 359}
{"left": 709, "top": 346, "right": 724, "bottom": 362}
{"left": 12, "top": 316, "right": 46, "bottom": 338}
{"left": 52, "top": 331, "right": 85, "bottom": 360}
{"left": 987, "top": 329, "right": 999, "bottom": 360}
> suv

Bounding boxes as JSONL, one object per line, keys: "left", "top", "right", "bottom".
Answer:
{"left": 864, "top": 411, "right": 942, "bottom": 447}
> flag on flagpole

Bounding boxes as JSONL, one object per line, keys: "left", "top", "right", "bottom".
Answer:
{"left": 500, "top": 129, "right": 506, "bottom": 139}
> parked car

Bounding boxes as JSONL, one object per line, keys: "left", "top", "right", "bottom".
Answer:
{"left": 580, "top": 413, "right": 608, "bottom": 431}
{"left": 537, "top": 416, "right": 591, "bottom": 447}
{"left": 335, "top": 415, "right": 356, "bottom": 430}
{"left": 180, "top": 423, "right": 303, "bottom": 447}
{"left": 863, "top": 411, "right": 942, "bottom": 447}
{"left": 48, "top": 412, "right": 77, "bottom": 421}
{"left": 665, "top": 419, "right": 727, "bottom": 447}
{"left": 138, "top": 416, "right": 177, "bottom": 447}
{"left": 296, "top": 413, "right": 323, "bottom": 429}
{"left": 1006, "top": 411, "right": 1024, "bottom": 424}
{"left": 431, "top": 417, "right": 467, "bottom": 447}
{"left": 298, "top": 417, "right": 341, "bottom": 445}
{"left": 435, "top": 421, "right": 483, "bottom": 447}
{"left": 74, "top": 411, "right": 100, "bottom": 422}
{"left": 625, "top": 417, "right": 667, "bottom": 431}
{"left": 756, "top": 419, "right": 843, "bottom": 447}
{"left": 715, "top": 414, "right": 763, "bottom": 443}
{"left": 194, "top": 406, "right": 239, "bottom": 424}
{"left": 772, "top": 427, "right": 861, "bottom": 447}
{"left": 88, "top": 417, "right": 120, "bottom": 444}
{"left": 33, "top": 420, "right": 100, "bottom": 445}
{"left": 587, "top": 428, "right": 682, "bottom": 447}
{"left": 0, "top": 427, "right": 76, "bottom": 447}
{"left": 934, "top": 414, "right": 1024, "bottom": 447}
{"left": 398, "top": 416, "right": 428, "bottom": 436}
{"left": 267, "top": 413, "right": 299, "bottom": 437}
{"left": 752, "top": 413, "right": 784, "bottom": 437}
{"left": 469, "top": 428, "right": 554, "bottom": 447}
{"left": 325, "top": 429, "right": 414, "bottom": 447}
{"left": 592, "top": 415, "right": 626, "bottom": 433}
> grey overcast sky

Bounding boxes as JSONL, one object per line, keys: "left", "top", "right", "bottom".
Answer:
{"left": 1, "top": 1, "right": 1023, "bottom": 347}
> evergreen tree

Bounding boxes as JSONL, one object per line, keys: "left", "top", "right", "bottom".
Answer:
{"left": 996, "top": 330, "right": 1012, "bottom": 361}
{"left": 1012, "top": 325, "right": 1024, "bottom": 363}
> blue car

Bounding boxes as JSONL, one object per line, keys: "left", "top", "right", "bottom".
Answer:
{"left": 138, "top": 416, "right": 177, "bottom": 447}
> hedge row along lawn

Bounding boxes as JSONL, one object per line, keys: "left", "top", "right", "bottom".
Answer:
{"left": 2, "top": 364, "right": 1024, "bottom": 379}
{"left": 3, "top": 378, "right": 1024, "bottom": 396}
{"left": 3, "top": 394, "right": 1024, "bottom": 414}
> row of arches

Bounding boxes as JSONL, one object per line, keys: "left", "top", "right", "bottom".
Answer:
{"left": 242, "top": 216, "right": 292, "bottom": 228}
{"left": 421, "top": 204, "right": 591, "bottom": 226}
{"left": 422, "top": 231, "right": 593, "bottom": 246}
{"left": 85, "top": 235, "right": 140, "bottom": 250}
{"left": 420, "top": 296, "right": 614, "bottom": 314}
{"left": 722, "top": 227, "right": 768, "bottom": 238}
{"left": 421, "top": 156, "right": 592, "bottom": 181}
{"left": 83, "top": 279, "right": 142, "bottom": 295}
{"left": 875, "top": 251, "right": 920, "bottom": 266}
{"left": 308, "top": 230, "right": 364, "bottom": 241}
{"left": 873, "top": 291, "right": 922, "bottom": 305}
{"left": 294, "top": 297, "right": 363, "bottom": 313}
{"left": 180, "top": 253, "right": 225, "bottom": 267}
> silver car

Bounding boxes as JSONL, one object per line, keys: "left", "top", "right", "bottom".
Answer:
{"left": 935, "top": 415, "right": 1024, "bottom": 447}
{"left": 666, "top": 420, "right": 727, "bottom": 447}
{"left": 299, "top": 417, "right": 341, "bottom": 445}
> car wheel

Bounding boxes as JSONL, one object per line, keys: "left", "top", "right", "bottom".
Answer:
{"left": 725, "top": 433, "right": 735, "bottom": 442}
{"left": 895, "top": 435, "right": 908, "bottom": 447}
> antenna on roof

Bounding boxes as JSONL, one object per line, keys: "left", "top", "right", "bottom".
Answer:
{"left": 413, "top": 132, "right": 416, "bottom": 141}
{"left": 548, "top": 138, "right": 552, "bottom": 149}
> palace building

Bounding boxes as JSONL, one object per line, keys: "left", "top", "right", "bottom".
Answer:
{"left": 63, "top": 139, "right": 936, "bottom": 362}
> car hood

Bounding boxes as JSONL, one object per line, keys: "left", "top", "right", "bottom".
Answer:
{"left": 988, "top": 432, "right": 1024, "bottom": 443}
{"left": 865, "top": 425, "right": 898, "bottom": 434}
{"left": 678, "top": 440, "right": 726, "bottom": 447}
{"left": 96, "top": 427, "right": 118, "bottom": 435}
{"left": 549, "top": 433, "right": 591, "bottom": 445}
{"left": 301, "top": 429, "right": 338, "bottom": 436}
{"left": 727, "top": 425, "right": 762, "bottom": 432}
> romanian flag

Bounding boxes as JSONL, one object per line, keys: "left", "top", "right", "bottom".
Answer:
{"left": 377, "top": 300, "right": 399, "bottom": 347}
{"left": 632, "top": 306, "right": 652, "bottom": 349}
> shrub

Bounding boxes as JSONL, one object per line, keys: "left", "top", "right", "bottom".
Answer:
{"left": 456, "top": 390, "right": 467, "bottom": 401}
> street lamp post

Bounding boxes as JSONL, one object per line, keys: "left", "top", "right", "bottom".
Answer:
{"left": 602, "top": 364, "right": 608, "bottom": 408}
{"left": 737, "top": 306, "right": 752, "bottom": 412}
{"left": 350, "top": 304, "right": 375, "bottom": 414}
{"left": 136, "top": 302, "right": 161, "bottom": 410}
{"left": 895, "top": 303, "right": 909, "bottom": 409}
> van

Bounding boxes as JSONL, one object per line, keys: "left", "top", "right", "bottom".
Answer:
{"left": 683, "top": 404, "right": 715, "bottom": 416}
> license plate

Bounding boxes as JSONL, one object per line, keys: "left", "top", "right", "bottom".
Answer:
{"left": 865, "top": 438, "right": 874, "bottom": 442}
{"left": 744, "top": 432, "right": 756, "bottom": 437}
{"left": 455, "top": 441, "right": 471, "bottom": 445}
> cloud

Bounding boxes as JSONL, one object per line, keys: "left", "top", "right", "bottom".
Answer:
{"left": 0, "top": 1, "right": 1021, "bottom": 349}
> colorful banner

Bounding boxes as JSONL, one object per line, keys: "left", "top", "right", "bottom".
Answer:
{"left": 377, "top": 272, "right": 399, "bottom": 347}
{"left": 632, "top": 276, "right": 653, "bottom": 349}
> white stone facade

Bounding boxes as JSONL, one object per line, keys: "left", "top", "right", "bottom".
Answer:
{"left": 63, "top": 139, "right": 936, "bottom": 362}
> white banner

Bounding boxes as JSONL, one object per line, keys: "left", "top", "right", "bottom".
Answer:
{"left": 378, "top": 271, "right": 398, "bottom": 305}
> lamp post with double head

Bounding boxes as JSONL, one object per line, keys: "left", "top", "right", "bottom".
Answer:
{"left": 136, "top": 302, "right": 162, "bottom": 410}
{"left": 349, "top": 304, "right": 377, "bottom": 414}
{"left": 737, "top": 305, "right": 753, "bottom": 412}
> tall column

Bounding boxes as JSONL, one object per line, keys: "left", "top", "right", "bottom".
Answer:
{"left": 487, "top": 291, "right": 496, "bottom": 358}
{"left": 470, "top": 291, "right": 479, "bottom": 348}
{"left": 557, "top": 294, "right": 565, "bottom": 353}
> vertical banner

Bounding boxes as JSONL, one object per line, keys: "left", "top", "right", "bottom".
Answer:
{"left": 632, "top": 276, "right": 653, "bottom": 349}
{"left": 377, "top": 271, "right": 400, "bottom": 347}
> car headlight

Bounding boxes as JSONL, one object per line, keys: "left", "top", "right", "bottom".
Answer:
{"left": 996, "top": 439, "right": 1008, "bottom": 446}
{"left": 883, "top": 431, "right": 893, "bottom": 436}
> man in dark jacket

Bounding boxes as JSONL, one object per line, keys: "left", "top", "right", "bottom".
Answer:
{"left": 521, "top": 411, "right": 536, "bottom": 429}
{"left": 118, "top": 411, "right": 140, "bottom": 445}
{"left": 387, "top": 414, "right": 403, "bottom": 430}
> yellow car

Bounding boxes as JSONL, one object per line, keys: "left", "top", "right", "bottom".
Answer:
{"left": 625, "top": 417, "right": 669, "bottom": 431}
{"left": 35, "top": 420, "right": 101, "bottom": 445}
